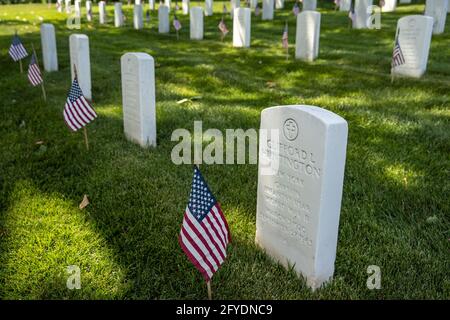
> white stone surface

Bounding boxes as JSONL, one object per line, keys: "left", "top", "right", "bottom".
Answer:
{"left": 295, "top": 11, "right": 320, "bottom": 61}
{"left": 424, "top": 0, "right": 448, "bottom": 34}
{"left": 57, "top": 0, "right": 63, "bottom": 13}
{"left": 165, "top": 0, "right": 171, "bottom": 12}
{"left": 381, "top": 0, "right": 397, "bottom": 12}
{"left": 231, "top": 0, "right": 240, "bottom": 18}
{"left": 392, "top": 15, "right": 434, "bottom": 78}
{"left": 303, "top": 0, "right": 317, "bottom": 11}
{"left": 262, "top": 0, "right": 274, "bottom": 20}
{"left": 233, "top": 7, "right": 251, "bottom": 47}
{"left": 182, "top": 0, "right": 190, "bottom": 14}
{"left": 250, "top": 0, "right": 258, "bottom": 9}
{"left": 399, "top": 0, "right": 411, "bottom": 3}
{"left": 135, "top": 0, "right": 142, "bottom": 4}
{"left": 65, "top": 0, "right": 71, "bottom": 13}
{"left": 275, "top": 0, "right": 284, "bottom": 9}
{"left": 121, "top": 53, "right": 157, "bottom": 148}
{"left": 99, "top": 1, "right": 107, "bottom": 24}
{"left": 40, "top": 23, "right": 58, "bottom": 72}
{"left": 149, "top": 0, "right": 155, "bottom": 10}
{"left": 158, "top": 5, "right": 170, "bottom": 33}
{"left": 74, "top": 0, "right": 81, "bottom": 18}
{"left": 339, "top": 0, "right": 351, "bottom": 11}
{"left": 256, "top": 105, "right": 348, "bottom": 290}
{"left": 69, "top": 34, "right": 91, "bottom": 100}
{"left": 134, "top": 4, "right": 144, "bottom": 29}
{"left": 190, "top": 7, "right": 204, "bottom": 40}
{"left": 115, "top": 2, "right": 124, "bottom": 27}
{"left": 205, "top": 0, "right": 213, "bottom": 16}
{"left": 353, "top": 0, "right": 373, "bottom": 29}
{"left": 86, "top": 1, "right": 92, "bottom": 21}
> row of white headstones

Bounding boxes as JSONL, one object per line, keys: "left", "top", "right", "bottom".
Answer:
{"left": 39, "top": 0, "right": 446, "bottom": 290}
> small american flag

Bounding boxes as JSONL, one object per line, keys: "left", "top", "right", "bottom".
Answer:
{"left": 63, "top": 76, "right": 97, "bottom": 132}
{"left": 146, "top": 9, "right": 151, "bottom": 23}
{"left": 9, "top": 34, "right": 28, "bottom": 62}
{"left": 173, "top": 15, "right": 182, "bottom": 31}
{"left": 292, "top": 2, "right": 300, "bottom": 16}
{"left": 179, "top": 166, "right": 231, "bottom": 282}
{"left": 282, "top": 22, "right": 288, "bottom": 49}
{"left": 27, "top": 53, "right": 43, "bottom": 86}
{"left": 218, "top": 18, "right": 229, "bottom": 36}
{"left": 87, "top": 7, "right": 93, "bottom": 21}
{"left": 392, "top": 30, "right": 405, "bottom": 68}
{"left": 255, "top": 4, "right": 260, "bottom": 16}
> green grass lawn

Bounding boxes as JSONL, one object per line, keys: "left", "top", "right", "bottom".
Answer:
{"left": 0, "top": 1, "right": 449, "bottom": 299}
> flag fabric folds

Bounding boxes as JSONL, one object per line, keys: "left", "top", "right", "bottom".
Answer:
{"left": 218, "top": 18, "right": 229, "bottom": 37}
{"left": 27, "top": 52, "right": 43, "bottom": 87}
{"left": 9, "top": 34, "right": 28, "bottom": 62}
{"left": 179, "top": 166, "right": 231, "bottom": 282}
{"left": 63, "top": 76, "right": 97, "bottom": 132}
{"left": 392, "top": 30, "right": 406, "bottom": 68}
{"left": 282, "top": 22, "right": 289, "bottom": 49}
{"left": 173, "top": 15, "right": 182, "bottom": 31}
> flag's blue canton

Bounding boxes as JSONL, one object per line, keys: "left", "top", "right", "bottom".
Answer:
{"left": 188, "top": 167, "right": 217, "bottom": 223}
{"left": 30, "top": 53, "right": 37, "bottom": 65}
{"left": 68, "top": 78, "right": 83, "bottom": 102}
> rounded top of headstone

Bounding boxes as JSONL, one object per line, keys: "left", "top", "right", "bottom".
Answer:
{"left": 398, "top": 14, "right": 434, "bottom": 25}
{"left": 298, "top": 10, "right": 321, "bottom": 17}
{"left": 69, "top": 33, "right": 89, "bottom": 40}
{"left": 262, "top": 105, "right": 347, "bottom": 126}
{"left": 121, "top": 52, "right": 154, "bottom": 63}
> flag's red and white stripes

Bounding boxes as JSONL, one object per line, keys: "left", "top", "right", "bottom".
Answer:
{"left": 63, "top": 78, "right": 97, "bottom": 132}
{"left": 27, "top": 54, "right": 43, "bottom": 86}
{"left": 179, "top": 203, "right": 231, "bottom": 281}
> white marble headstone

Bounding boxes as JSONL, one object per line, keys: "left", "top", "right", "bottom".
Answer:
{"left": 256, "top": 105, "right": 348, "bottom": 290}
{"left": 158, "top": 5, "right": 170, "bottom": 33}
{"left": 424, "top": 0, "right": 448, "bottom": 34}
{"left": 295, "top": 11, "right": 320, "bottom": 61}
{"left": 86, "top": 1, "right": 92, "bottom": 21}
{"left": 275, "top": 0, "right": 284, "bottom": 9}
{"left": 121, "top": 53, "right": 157, "bottom": 148}
{"left": 57, "top": 0, "right": 63, "bottom": 12}
{"left": 99, "top": 1, "right": 107, "bottom": 24}
{"left": 231, "top": 0, "right": 240, "bottom": 18}
{"left": 190, "top": 7, "right": 204, "bottom": 40}
{"left": 353, "top": 0, "right": 373, "bottom": 29}
{"left": 205, "top": 0, "right": 213, "bottom": 16}
{"left": 134, "top": 4, "right": 144, "bottom": 29}
{"left": 302, "top": 0, "right": 317, "bottom": 11}
{"left": 165, "top": 0, "right": 171, "bottom": 12}
{"left": 399, "top": 0, "right": 411, "bottom": 3}
{"left": 74, "top": 0, "right": 81, "bottom": 18}
{"left": 233, "top": 7, "right": 251, "bottom": 47}
{"left": 69, "top": 34, "right": 91, "bottom": 100}
{"left": 115, "top": 2, "right": 124, "bottom": 27}
{"left": 65, "top": 0, "right": 71, "bottom": 13}
{"left": 40, "top": 23, "right": 58, "bottom": 72}
{"left": 381, "top": 0, "right": 397, "bottom": 12}
{"left": 250, "top": 0, "right": 258, "bottom": 9}
{"left": 339, "top": 0, "right": 351, "bottom": 11}
{"left": 391, "top": 15, "right": 434, "bottom": 78}
{"left": 182, "top": 0, "right": 190, "bottom": 14}
{"left": 262, "top": 0, "right": 274, "bottom": 20}
{"left": 149, "top": 0, "right": 155, "bottom": 10}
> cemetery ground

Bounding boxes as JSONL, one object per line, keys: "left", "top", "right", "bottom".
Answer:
{"left": 0, "top": 2, "right": 449, "bottom": 299}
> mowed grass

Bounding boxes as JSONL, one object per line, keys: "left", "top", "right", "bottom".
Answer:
{"left": 0, "top": 1, "right": 449, "bottom": 299}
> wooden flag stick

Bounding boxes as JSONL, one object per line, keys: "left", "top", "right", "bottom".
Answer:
{"left": 83, "top": 127, "right": 90, "bottom": 151}
{"left": 19, "top": 59, "right": 23, "bottom": 73}
{"left": 32, "top": 43, "right": 47, "bottom": 102}
{"left": 206, "top": 281, "right": 212, "bottom": 300}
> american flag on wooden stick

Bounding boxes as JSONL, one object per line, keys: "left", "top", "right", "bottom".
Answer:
{"left": 292, "top": 2, "right": 300, "bottom": 16}
{"left": 27, "top": 52, "right": 43, "bottom": 86}
{"left": 348, "top": 1, "right": 356, "bottom": 24}
{"left": 282, "top": 22, "right": 288, "bottom": 49}
{"left": 218, "top": 18, "right": 229, "bottom": 37}
{"left": 9, "top": 33, "right": 28, "bottom": 62}
{"left": 173, "top": 15, "right": 182, "bottom": 31}
{"left": 179, "top": 166, "right": 231, "bottom": 282}
{"left": 255, "top": 4, "right": 260, "bottom": 16}
{"left": 391, "top": 30, "right": 405, "bottom": 68}
{"left": 63, "top": 75, "right": 97, "bottom": 132}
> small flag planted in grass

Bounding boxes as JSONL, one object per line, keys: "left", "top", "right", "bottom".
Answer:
{"left": 146, "top": 9, "right": 151, "bottom": 24}
{"left": 79, "top": 195, "right": 90, "bottom": 209}
{"left": 282, "top": 21, "right": 289, "bottom": 60}
{"left": 292, "top": 2, "right": 300, "bottom": 16}
{"left": 218, "top": 18, "right": 229, "bottom": 41}
{"left": 179, "top": 166, "right": 231, "bottom": 300}
{"left": 255, "top": 4, "right": 260, "bottom": 16}
{"left": 391, "top": 29, "right": 406, "bottom": 83}
{"left": 63, "top": 66, "right": 97, "bottom": 150}
{"left": 348, "top": 1, "right": 356, "bottom": 27}
{"left": 27, "top": 52, "right": 43, "bottom": 87}
{"left": 173, "top": 14, "right": 182, "bottom": 39}
{"left": 9, "top": 32, "right": 28, "bottom": 72}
